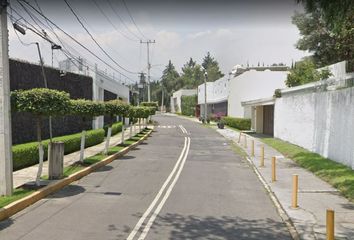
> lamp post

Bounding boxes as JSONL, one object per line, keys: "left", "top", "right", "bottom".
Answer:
{"left": 203, "top": 69, "right": 208, "bottom": 123}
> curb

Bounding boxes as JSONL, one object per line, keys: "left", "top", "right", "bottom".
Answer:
{"left": 213, "top": 128, "right": 301, "bottom": 240}
{"left": 0, "top": 129, "right": 153, "bottom": 222}
{"left": 244, "top": 155, "right": 300, "bottom": 240}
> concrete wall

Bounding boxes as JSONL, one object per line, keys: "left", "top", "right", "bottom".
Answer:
{"left": 170, "top": 89, "right": 197, "bottom": 113}
{"left": 228, "top": 70, "right": 287, "bottom": 118}
{"left": 197, "top": 76, "right": 229, "bottom": 105}
{"left": 274, "top": 86, "right": 354, "bottom": 168}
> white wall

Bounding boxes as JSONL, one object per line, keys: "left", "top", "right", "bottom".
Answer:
{"left": 197, "top": 76, "right": 229, "bottom": 105}
{"left": 228, "top": 70, "right": 287, "bottom": 118}
{"left": 92, "top": 69, "right": 130, "bottom": 129}
{"left": 170, "top": 89, "right": 197, "bottom": 113}
{"left": 274, "top": 87, "right": 354, "bottom": 169}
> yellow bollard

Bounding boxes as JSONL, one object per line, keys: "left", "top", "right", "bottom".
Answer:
{"left": 244, "top": 135, "right": 247, "bottom": 148}
{"left": 238, "top": 132, "right": 242, "bottom": 143}
{"left": 326, "top": 209, "right": 335, "bottom": 240}
{"left": 271, "top": 156, "right": 276, "bottom": 182}
{"left": 292, "top": 174, "right": 298, "bottom": 208}
{"left": 251, "top": 140, "right": 255, "bottom": 157}
{"left": 260, "top": 145, "right": 265, "bottom": 167}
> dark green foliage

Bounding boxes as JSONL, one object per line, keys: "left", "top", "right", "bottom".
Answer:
{"left": 141, "top": 102, "right": 158, "bottom": 111}
{"left": 222, "top": 117, "right": 251, "bottom": 130}
{"left": 181, "top": 95, "right": 197, "bottom": 116}
{"left": 286, "top": 59, "right": 332, "bottom": 87}
{"left": 12, "top": 129, "right": 105, "bottom": 171}
{"left": 11, "top": 88, "right": 71, "bottom": 116}
{"left": 134, "top": 106, "right": 147, "bottom": 119}
{"left": 202, "top": 52, "right": 224, "bottom": 82}
{"left": 103, "top": 121, "right": 123, "bottom": 136}
{"left": 293, "top": 2, "right": 353, "bottom": 67}
{"left": 104, "top": 100, "right": 130, "bottom": 118}
{"left": 70, "top": 99, "right": 105, "bottom": 117}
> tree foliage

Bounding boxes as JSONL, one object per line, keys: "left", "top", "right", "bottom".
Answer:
{"left": 286, "top": 59, "right": 332, "bottom": 87}
{"left": 70, "top": 99, "right": 105, "bottom": 117}
{"left": 11, "top": 88, "right": 71, "bottom": 116}
{"left": 104, "top": 100, "right": 130, "bottom": 118}
{"left": 202, "top": 52, "right": 224, "bottom": 81}
{"left": 294, "top": 1, "right": 353, "bottom": 68}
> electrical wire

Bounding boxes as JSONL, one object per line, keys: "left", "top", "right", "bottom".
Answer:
{"left": 63, "top": 0, "right": 138, "bottom": 75}
{"left": 18, "top": 0, "right": 137, "bottom": 83}
{"left": 91, "top": 0, "right": 138, "bottom": 42}
{"left": 106, "top": 0, "right": 141, "bottom": 41}
{"left": 121, "top": 0, "right": 148, "bottom": 40}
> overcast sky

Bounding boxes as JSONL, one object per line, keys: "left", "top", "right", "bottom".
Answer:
{"left": 8, "top": 0, "right": 308, "bottom": 83}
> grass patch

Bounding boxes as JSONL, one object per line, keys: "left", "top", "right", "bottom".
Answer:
{"left": 261, "top": 137, "right": 354, "bottom": 202}
{"left": 0, "top": 188, "right": 34, "bottom": 208}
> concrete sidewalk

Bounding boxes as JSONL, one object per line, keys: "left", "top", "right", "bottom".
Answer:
{"left": 13, "top": 123, "right": 147, "bottom": 188}
{"left": 216, "top": 127, "right": 354, "bottom": 240}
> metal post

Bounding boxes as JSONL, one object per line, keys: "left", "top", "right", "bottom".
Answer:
{"left": 292, "top": 174, "right": 298, "bottom": 208}
{"left": 0, "top": 0, "right": 13, "bottom": 196}
{"left": 204, "top": 72, "right": 208, "bottom": 122}
{"left": 326, "top": 209, "right": 335, "bottom": 240}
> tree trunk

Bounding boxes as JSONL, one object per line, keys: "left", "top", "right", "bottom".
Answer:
{"left": 129, "top": 121, "right": 133, "bottom": 139}
{"left": 79, "top": 130, "right": 86, "bottom": 163}
{"left": 35, "top": 118, "right": 44, "bottom": 186}
{"left": 104, "top": 127, "right": 112, "bottom": 155}
{"left": 121, "top": 117, "right": 125, "bottom": 145}
{"left": 139, "top": 118, "right": 141, "bottom": 132}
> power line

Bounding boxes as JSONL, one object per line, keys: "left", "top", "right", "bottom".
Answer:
{"left": 121, "top": 0, "right": 148, "bottom": 40}
{"left": 63, "top": 0, "right": 138, "bottom": 75}
{"left": 18, "top": 0, "right": 137, "bottom": 83}
{"left": 91, "top": 0, "right": 137, "bottom": 42}
{"left": 106, "top": 0, "right": 142, "bottom": 41}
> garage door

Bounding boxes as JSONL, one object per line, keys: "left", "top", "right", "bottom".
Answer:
{"left": 263, "top": 105, "right": 274, "bottom": 136}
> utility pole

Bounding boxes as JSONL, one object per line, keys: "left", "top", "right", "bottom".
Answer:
{"left": 140, "top": 40, "right": 155, "bottom": 102}
{"left": 0, "top": 0, "right": 13, "bottom": 196}
{"left": 204, "top": 71, "right": 208, "bottom": 122}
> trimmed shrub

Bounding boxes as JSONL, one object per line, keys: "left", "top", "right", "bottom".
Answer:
{"left": 141, "top": 102, "right": 158, "bottom": 111}
{"left": 222, "top": 116, "right": 251, "bottom": 130}
{"left": 181, "top": 95, "right": 197, "bottom": 116}
{"left": 70, "top": 99, "right": 105, "bottom": 117}
{"left": 12, "top": 128, "right": 105, "bottom": 171}
{"left": 134, "top": 106, "right": 147, "bottom": 119}
{"left": 11, "top": 88, "right": 71, "bottom": 116}
{"left": 103, "top": 121, "right": 123, "bottom": 136}
{"left": 104, "top": 100, "right": 130, "bottom": 119}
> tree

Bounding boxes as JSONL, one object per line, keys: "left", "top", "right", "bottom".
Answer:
{"left": 70, "top": 99, "right": 105, "bottom": 162}
{"left": 161, "top": 60, "right": 181, "bottom": 109}
{"left": 11, "top": 88, "right": 71, "bottom": 186}
{"left": 293, "top": 2, "right": 353, "bottom": 68}
{"left": 201, "top": 52, "right": 224, "bottom": 81}
{"left": 285, "top": 59, "right": 332, "bottom": 87}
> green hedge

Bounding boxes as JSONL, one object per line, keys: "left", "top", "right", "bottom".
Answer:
{"left": 222, "top": 116, "right": 251, "bottom": 130}
{"left": 181, "top": 95, "right": 197, "bottom": 116}
{"left": 103, "top": 121, "right": 123, "bottom": 136}
{"left": 12, "top": 128, "right": 105, "bottom": 171}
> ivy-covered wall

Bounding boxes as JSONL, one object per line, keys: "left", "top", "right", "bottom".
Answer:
{"left": 181, "top": 95, "right": 197, "bottom": 116}
{"left": 10, "top": 59, "right": 93, "bottom": 144}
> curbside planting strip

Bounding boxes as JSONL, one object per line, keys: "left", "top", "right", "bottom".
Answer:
{"left": 0, "top": 128, "right": 153, "bottom": 222}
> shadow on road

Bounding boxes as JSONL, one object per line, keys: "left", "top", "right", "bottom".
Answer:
{"left": 142, "top": 213, "right": 291, "bottom": 240}
{"left": 49, "top": 185, "right": 86, "bottom": 198}
{"left": 0, "top": 218, "right": 14, "bottom": 231}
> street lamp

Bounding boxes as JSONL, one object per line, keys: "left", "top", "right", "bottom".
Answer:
{"left": 202, "top": 68, "right": 208, "bottom": 123}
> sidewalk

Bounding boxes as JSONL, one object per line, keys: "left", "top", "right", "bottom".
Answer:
{"left": 216, "top": 127, "right": 354, "bottom": 240}
{"left": 13, "top": 124, "right": 146, "bottom": 188}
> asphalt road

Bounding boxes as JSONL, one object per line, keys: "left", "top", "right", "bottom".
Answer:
{"left": 0, "top": 114, "right": 291, "bottom": 240}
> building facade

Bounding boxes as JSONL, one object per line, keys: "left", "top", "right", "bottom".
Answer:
{"left": 170, "top": 89, "right": 197, "bottom": 113}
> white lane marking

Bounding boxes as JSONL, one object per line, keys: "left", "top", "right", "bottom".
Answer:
{"left": 180, "top": 125, "right": 188, "bottom": 135}
{"left": 179, "top": 125, "right": 187, "bottom": 134}
{"left": 138, "top": 137, "right": 191, "bottom": 240}
{"left": 126, "top": 137, "right": 188, "bottom": 240}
